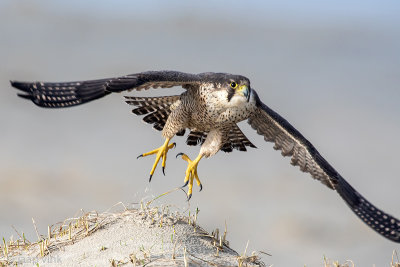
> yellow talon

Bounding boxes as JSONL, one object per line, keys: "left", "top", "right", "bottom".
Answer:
{"left": 177, "top": 153, "right": 203, "bottom": 200}
{"left": 137, "top": 138, "right": 175, "bottom": 181}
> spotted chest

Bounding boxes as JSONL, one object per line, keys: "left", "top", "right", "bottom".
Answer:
{"left": 183, "top": 83, "right": 255, "bottom": 130}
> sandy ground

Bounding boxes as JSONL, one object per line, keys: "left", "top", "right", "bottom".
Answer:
{"left": 1, "top": 204, "right": 265, "bottom": 267}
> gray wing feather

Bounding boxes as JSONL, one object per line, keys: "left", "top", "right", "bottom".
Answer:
{"left": 248, "top": 94, "right": 336, "bottom": 189}
{"left": 249, "top": 89, "right": 400, "bottom": 243}
{"left": 125, "top": 95, "right": 185, "bottom": 136}
{"left": 11, "top": 71, "right": 201, "bottom": 108}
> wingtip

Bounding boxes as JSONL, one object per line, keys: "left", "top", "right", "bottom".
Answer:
{"left": 12, "top": 80, "right": 34, "bottom": 101}
{"left": 10, "top": 80, "right": 20, "bottom": 89}
{"left": 10, "top": 80, "right": 31, "bottom": 92}
{"left": 17, "top": 93, "right": 33, "bottom": 100}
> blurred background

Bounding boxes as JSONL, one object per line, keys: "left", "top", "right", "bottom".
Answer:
{"left": 1, "top": 0, "right": 400, "bottom": 265}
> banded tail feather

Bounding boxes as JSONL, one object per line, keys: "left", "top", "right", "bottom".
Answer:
{"left": 186, "top": 125, "right": 256, "bottom": 153}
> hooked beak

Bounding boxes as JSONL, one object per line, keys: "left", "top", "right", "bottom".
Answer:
{"left": 238, "top": 85, "right": 250, "bottom": 102}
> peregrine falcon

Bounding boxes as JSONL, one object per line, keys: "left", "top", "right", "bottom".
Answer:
{"left": 10, "top": 70, "right": 400, "bottom": 243}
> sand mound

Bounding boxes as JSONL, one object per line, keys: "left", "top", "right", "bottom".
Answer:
{"left": 1, "top": 203, "right": 265, "bottom": 266}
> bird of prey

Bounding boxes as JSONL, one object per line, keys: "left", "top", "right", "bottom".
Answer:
{"left": 10, "top": 70, "right": 400, "bottom": 243}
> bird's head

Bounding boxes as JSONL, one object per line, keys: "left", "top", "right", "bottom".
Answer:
{"left": 225, "top": 77, "right": 251, "bottom": 104}
{"left": 198, "top": 72, "right": 253, "bottom": 107}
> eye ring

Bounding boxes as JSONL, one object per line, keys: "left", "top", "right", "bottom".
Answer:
{"left": 230, "top": 82, "right": 238, "bottom": 89}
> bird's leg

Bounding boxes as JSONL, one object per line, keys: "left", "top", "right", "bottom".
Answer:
{"left": 176, "top": 152, "right": 204, "bottom": 200}
{"left": 137, "top": 137, "right": 176, "bottom": 181}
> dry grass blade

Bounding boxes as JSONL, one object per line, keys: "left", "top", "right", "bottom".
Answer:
{"left": 237, "top": 241, "right": 266, "bottom": 267}
{"left": 31, "top": 218, "right": 41, "bottom": 241}
{"left": 323, "top": 256, "right": 354, "bottom": 267}
{"left": 392, "top": 250, "right": 400, "bottom": 267}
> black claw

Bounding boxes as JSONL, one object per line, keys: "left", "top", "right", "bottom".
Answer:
{"left": 137, "top": 154, "right": 143, "bottom": 159}
{"left": 149, "top": 174, "right": 153, "bottom": 182}
{"left": 181, "top": 180, "right": 189, "bottom": 188}
{"left": 172, "top": 142, "right": 176, "bottom": 148}
{"left": 162, "top": 167, "right": 165, "bottom": 176}
{"left": 187, "top": 194, "right": 192, "bottom": 201}
{"left": 199, "top": 184, "right": 203, "bottom": 192}
{"left": 176, "top": 152, "right": 184, "bottom": 159}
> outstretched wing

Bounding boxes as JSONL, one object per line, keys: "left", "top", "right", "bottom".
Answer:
{"left": 248, "top": 90, "right": 400, "bottom": 243}
{"left": 10, "top": 71, "right": 201, "bottom": 108}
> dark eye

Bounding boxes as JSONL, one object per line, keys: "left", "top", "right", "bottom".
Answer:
{"left": 230, "top": 82, "right": 237, "bottom": 88}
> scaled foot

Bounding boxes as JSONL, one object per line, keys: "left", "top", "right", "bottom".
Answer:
{"left": 176, "top": 153, "right": 203, "bottom": 200}
{"left": 137, "top": 138, "right": 175, "bottom": 181}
